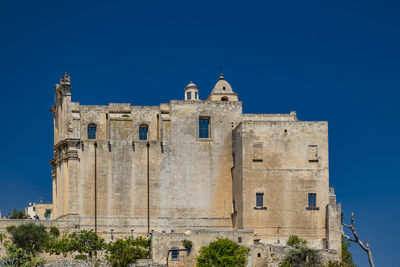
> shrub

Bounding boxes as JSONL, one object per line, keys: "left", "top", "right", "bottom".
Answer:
{"left": 7, "top": 223, "right": 48, "bottom": 255}
{"left": 44, "top": 234, "right": 71, "bottom": 257}
{"left": 106, "top": 237, "right": 151, "bottom": 266}
{"left": 69, "top": 230, "right": 105, "bottom": 258}
{"left": 49, "top": 226, "right": 60, "bottom": 238}
{"left": 287, "top": 235, "right": 307, "bottom": 247}
{"left": 75, "top": 254, "right": 88, "bottom": 260}
{"left": 182, "top": 239, "right": 193, "bottom": 250}
{"left": 1, "top": 242, "right": 45, "bottom": 267}
{"left": 280, "top": 239, "right": 319, "bottom": 267}
{"left": 0, "top": 233, "right": 6, "bottom": 244}
{"left": 196, "top": 237, "right": 250, "bottom": 267}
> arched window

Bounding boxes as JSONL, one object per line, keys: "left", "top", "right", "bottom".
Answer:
{"left": 88, "top": 124, "right": 97, "bottom": 139}
{"left": 139, "top": 124, "right": 148, "bottom": 140}
{"left": 221, "top": 96, "right": 229, "bottom": 101}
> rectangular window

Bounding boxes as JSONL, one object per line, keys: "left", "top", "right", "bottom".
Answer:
{"left": 308, "top": 145, "right": 318, "bottom": 163}
{"left": 139, "top": 126, "right": 148, "bottom": 140}
{"left": 171, "top": 250, "right": 179, "bottom": 260}
{"left": 199, "top": 117, "right": 210, "bottom": 138}
{"left": 232, "top": 200, "right": 235, "bottom": 212}
{"left": 187, "top": 91, "right": 192, "bottom": 100}
{"left": 88, "top": 126, "right": 96, "bottom": 139}
{"left": 308, "top": 193, "right": 316, "bottom": 208}
{"left": 256, "top": 193, "right": 264, "bottom": 207}
{"left": 195, "top": 91, "right": 198, "bottom": 99}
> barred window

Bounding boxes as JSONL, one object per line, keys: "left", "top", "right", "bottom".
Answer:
{"left": 308, "top": 193, "right": 316, "bottom": 208}
{"left": 256, "top": 193, "right": 264, "bottom": 207}
{"left": 139, "top": 125, "right": 148, "bottom": 140}
{"left": 88, "top": 124, "right": 96, "bottom": 139}
{"left": 199, "top": 117, "right": 210, "bottom": 138}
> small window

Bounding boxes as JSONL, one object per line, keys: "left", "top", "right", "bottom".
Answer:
{"left": 199, "top": 117, "right": 210, "bottom": 138}
{"left": 308, "top": 145, "right": 318, "bottom": 163}
{"left": 139, "top": 125, "right": 148, "bottom": 140}
{"left": 221, "top": 96, "right": 229, "bottom": 101}
{"left": 44, "top": 210, "right": 51, "bottom": 219}
{"left": 232, "top": 200, "right": 235, "bottom": 212}
{"left": 195, "top": 91, "right": 198, "bottom": 99}
{"left": 171, "top": 250, "right": 179, "bottom": 260}
{"left": 256, "top": 193, "right": 264, "bottom": 207}
{"left": 88, "top": 124, "right": 96, "bottom": 139}
{"left": 238, "top": 237, "right": 242, "bottom": 243}
{"left": 187, "top": 91, "right": 192, "bottom": 100}
{"left": 253, "top": 143, "right": 263, "bottom": 162}
{"left": 308, "top": 193, "right": 316, "bottom": 208}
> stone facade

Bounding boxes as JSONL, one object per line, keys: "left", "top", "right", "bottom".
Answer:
{"left": 49, "top": 72, "right": 341, "bottom": 259}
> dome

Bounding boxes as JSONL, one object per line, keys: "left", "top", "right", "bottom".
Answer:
{"left": 211, "top": 74, "right": 233, "bottom": 94}
{"left": 185, "top": 81, "right": 198, "bottom": 89}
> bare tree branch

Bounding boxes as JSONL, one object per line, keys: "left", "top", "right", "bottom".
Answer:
{"left": 342, "top": 212, "right": 375, "bottom": 267}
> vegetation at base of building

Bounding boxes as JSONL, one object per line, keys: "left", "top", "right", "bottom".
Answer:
{"left": 280, "top": 235, "right": 357, "bottom": 267}
{"left": 182, "top": 239, "right": 193, "bottom": 250}
{"left": 105, "top": 236, "right": 151, "bottom": 267}
{"left": 196, "top": 237, "right": 250, "bottom": 267}
{"left": 49, "top": 226, "right": 60, "bottom": 238}
{"left": 74, "top": 254, "right": 88, "bottom": 260}
{"left": 280, "top": 240, "right": 319, "bottom": 267}
{"left": 67, "top": 230, "right": 106, "bottom": 259}
{"left": 6, "top": 222, "right": 48, "bottom": 256}
{"left": 0, "top": 233, "right": 6, "bottom": 244}
{"left": 0, "top": 242, "right": 45, "bottom": 267}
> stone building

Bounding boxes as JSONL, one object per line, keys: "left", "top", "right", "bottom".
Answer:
{"left": 50, "top": 73, "right": 341, "bottom": 256}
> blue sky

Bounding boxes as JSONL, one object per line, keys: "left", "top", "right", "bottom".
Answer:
{"left": 0, "top": 0, "right": 399, "bottom": 265}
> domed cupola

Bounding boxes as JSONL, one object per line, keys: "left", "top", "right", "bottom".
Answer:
{"left": 184, "top": 81, "right": 199, "bottom": 100}
{"left": 207, "top": 74, "right": 238, "bottom": 102}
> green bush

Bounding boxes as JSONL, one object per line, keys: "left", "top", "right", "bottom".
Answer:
{"left": 75, "top": 254, "right": 88, "bottom": 260}
{"left": 43, "top": 234, "right": 71, "bottom": 257}
{"left": 49, "top": 226, "right": 60, "bottom": 238}
{"left": 0, "top": 242, "right": 45, "bottom": 267}
{"left": 106, "top": 237, "right": 150, "bottom": 267}
{"left": 287, "top": 235, "right": 307, "bottom": 247}
{"left": 0, "top": 233, "right": 6, "bottom": 244}
{"left": 7, "top": 223, "right": 48, "bottom": 255}
{"left": 182, "top": 239, "right": 193, "bottom": 250}
{"left": 68, "top": 230, "right": 105, "bottom": 258}
{"left": 196, "top": 237, "right": 250, "bottom": 267}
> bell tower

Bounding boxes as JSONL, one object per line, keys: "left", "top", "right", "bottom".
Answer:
{"left": 184, "top": 81, "right": 199, "bottom": 100}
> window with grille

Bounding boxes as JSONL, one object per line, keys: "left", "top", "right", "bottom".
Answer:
{"left": 171, "top": 250, "right": 179, "bottom": 260}
{"left": 308, "top": 193, "right": 316, "bottom": 208}
{"left": 256, "top": 193, "right": 264, "bottom": 207}
{"left": 199, "top": 117, "right": 210, "bottom": 138}
{"left": 88, "top": 124, "right": 96, "bottom": 139}
{"left": 139, "top": 125, "right": 148, "bottom": 140}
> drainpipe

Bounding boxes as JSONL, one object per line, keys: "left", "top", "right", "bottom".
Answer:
{"left": 94, "top": 141, "right": 97, "bottom": 234}
{"left": 147, "top": 142, "right": 150, "bottom": 234}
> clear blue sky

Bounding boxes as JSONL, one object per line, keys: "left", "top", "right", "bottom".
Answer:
{"left": 0, "top": 1, "right": 398, "bottom": 265}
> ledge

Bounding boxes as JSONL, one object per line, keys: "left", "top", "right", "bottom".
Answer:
{"left": 254, "top": 206, "right": 267, "bottom": 210}
{"left": 306, "top": 207, "right": 320, "bottom": 211}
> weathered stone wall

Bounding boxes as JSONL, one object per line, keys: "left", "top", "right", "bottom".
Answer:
{"left": 233, "top": 118, "right": 331, "bottom": 249}
{"left": 151, "top": 230, "right": 340, "bottom": 267}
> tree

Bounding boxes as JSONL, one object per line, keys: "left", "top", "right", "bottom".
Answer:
{"left": 68, "top": 230, "right": 105, "bottom": 258}
{"left": 49, "top": 226, "right": 60, "bottom": 238}
{"left": 196, "top": 237, "right": 250, "bottom": 267}
{"left": 7, "top": 223, "right": 48, "bottom": 255}
{"left": 341, "top": 237, "right": 357, "bottom": 267}
{"left": 342, "top": 212, "right": 374, "bottom": 267}
{"left": 105, "top": 236, "right": 150, "bottom": 267}
{"left": 43, "top": 234, "right": 71, "bottom": 257}
{"left": 9, "top": 208, "right": 25, "bottom": 219}
{"left": 280, "top": 235, "right": 319, "bottom": 267}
